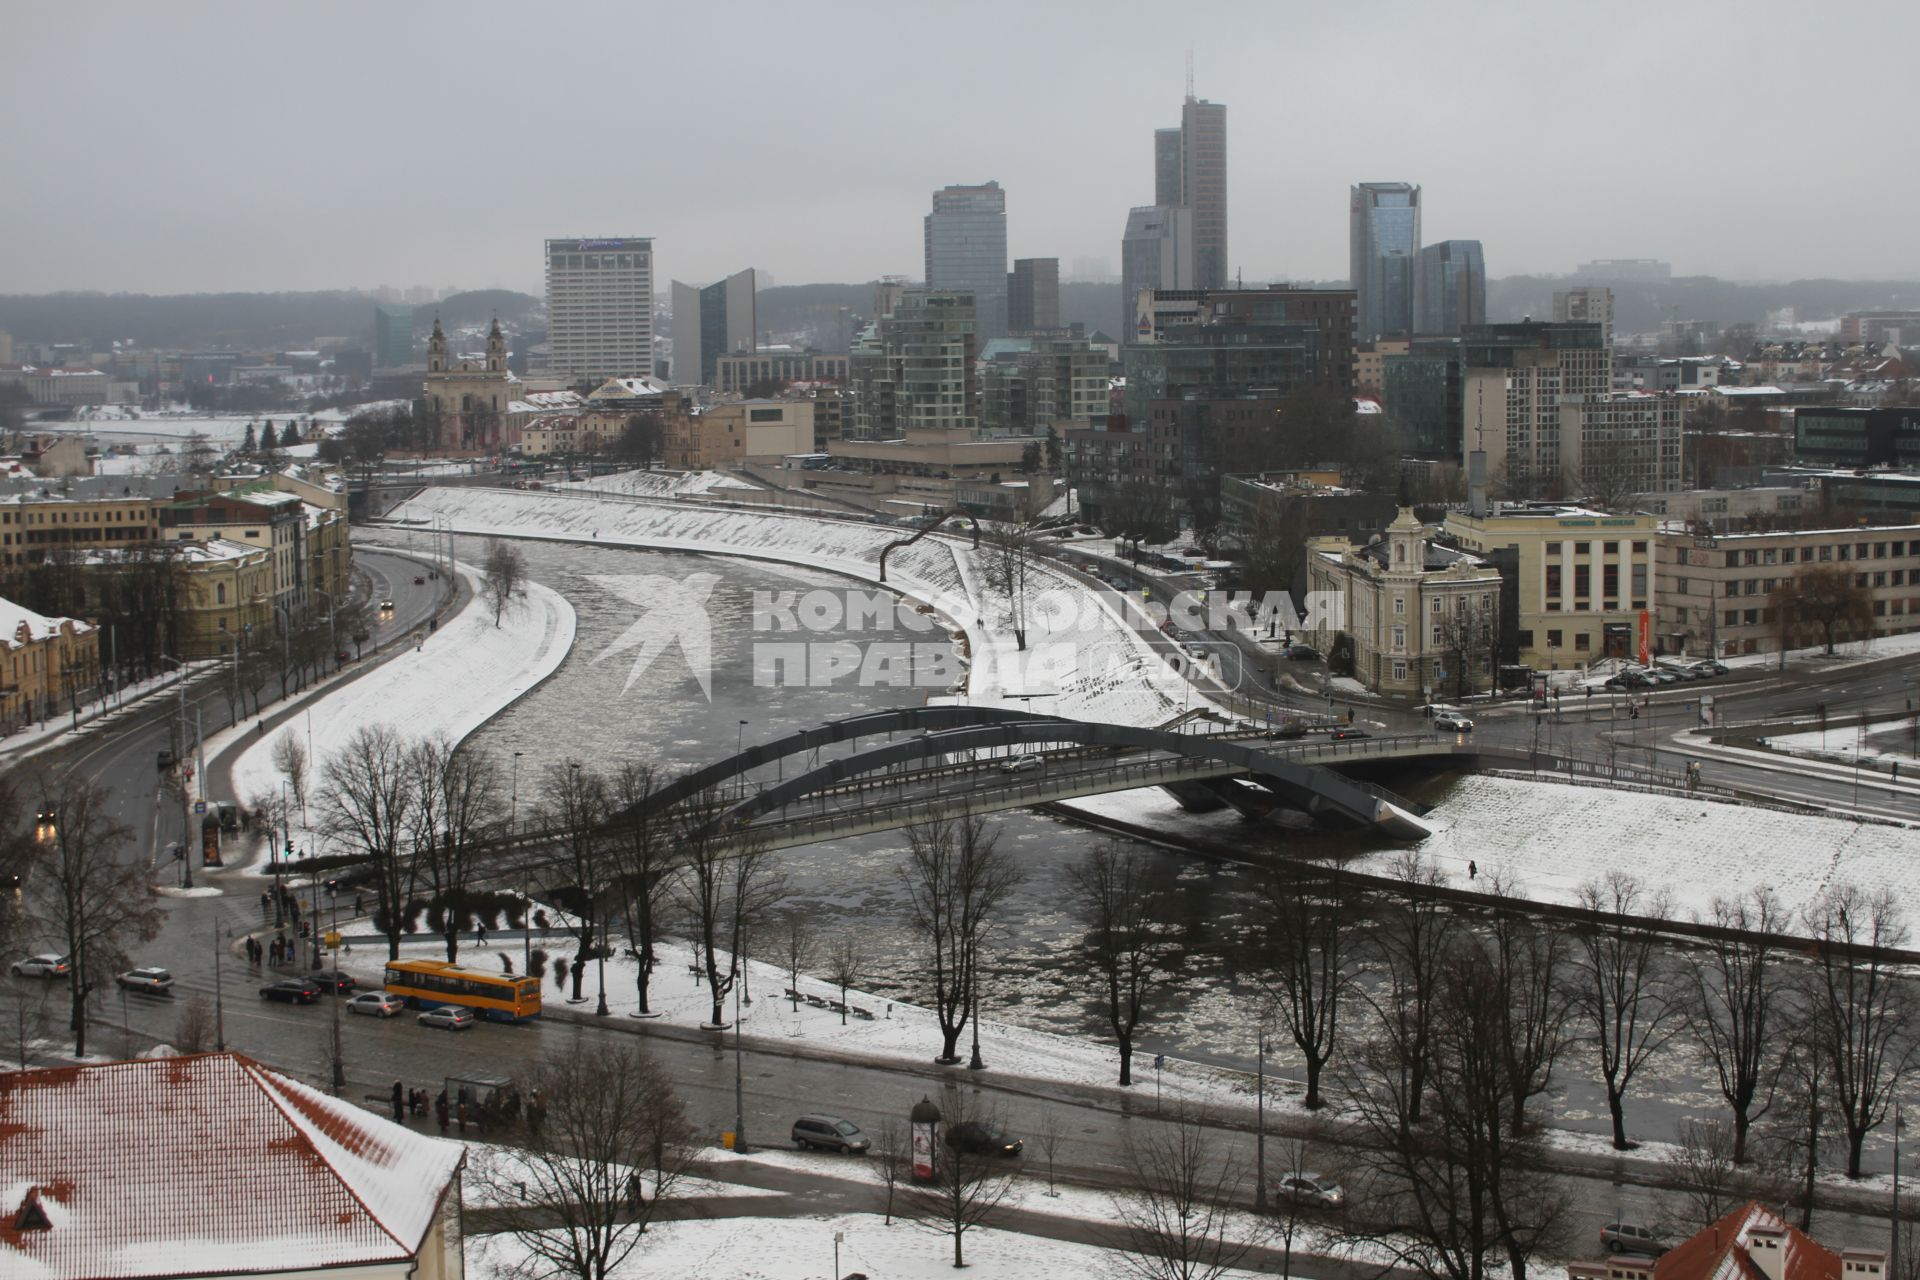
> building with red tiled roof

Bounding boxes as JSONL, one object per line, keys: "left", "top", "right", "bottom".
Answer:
{"left": 0, "top": 1053, "right": 464, "bottom": 1280}
{"left": 1569, "top": 1202, "right": 1884, "bottom": 1280}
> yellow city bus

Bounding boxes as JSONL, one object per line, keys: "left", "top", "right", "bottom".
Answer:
{"left": 382, "top": 959, "right": 542, "bottom": 1022}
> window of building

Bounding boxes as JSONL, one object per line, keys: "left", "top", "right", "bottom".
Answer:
{"left": 1546, "top": 565, "right": 1561, "bottom": 598}
{"left": 1874, "top": 572, "right": 1887, "bottom": 587}
{"left": 1781, "top": 548, "right": 1795, "bottom": 564}
{"left": 1857, "top": 543, "right": 1870, "bottom": 559}
{"left": 1632, "top": 541, "right": 1647, "bottom": 554}
{"left": 1744, "top": 609, "right": 1758, "bottom": 625}
{"left": 1676, "top": 576, "right": 1690, "bottom": 596}
{"left": 1431, "top": 598, "right": 1442, "bottom": 615}
{"left": 1516, "top": 630, "right": 1534, "bottom": 648}
{"left": 1394, "top": 595, "right": 1405, "bottom": 615}
{"left": 1393, "top": 662, "right": 1407, "bottom": 681}
{"left": 1574, "top": 541, "right": 1589, "bottom": 555}
{"left": 1892, "top": 542, "right": 1906, "bottom": 556}
{"left": 1575, "top": 633, "right": 1591, "bottom": 651}
{"left": 1724, "top": 610, "right": 1738, "bottom": 626}
{"left": 1392, "top": 627, "right": 1405, "bottom": 650}
{"left": 1743, "top": 550, "right": 1758, "bottom": 566}
{"left": 1874, "top": 543, "right": 1887, "bottom": 559}
{"left": 216, "top": 584, "right": 225, "bottom": 604}
{"left": 1896, "top": 570, "right": 1907, "bottom": 586}
{"left": 1603, "top": 564, "right": 1619, "bottom": 599}
{"left": 1432, "top": 625, "right": 1443, "bottom": 646}
{"left": 1857, "top": 574, "right": 1870, "bottom": 589}
{"left": 1821, "top": 545, "right": 1834, "bottom": 562}
{"left": 1574, "top": 564, "right": 1590, "bottom": 598}
{"left": 1763, "top": 548, "right": 1777, "bottom": 565}
{"left": 1874, "top": 600, "right": 1887, "bottom": 617}
{"left": 1725, "top": 551, "right": 1739, "bottom": 568}
{"left": 1547, "top": 629, "right": 1563, "bottom": 648}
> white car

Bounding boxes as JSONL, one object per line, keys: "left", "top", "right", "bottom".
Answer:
{"left": 1000, "top": 754, "right": 1043, "bottom": 774}
{"left": 11, "top": 954, "right": 70, "bottom": 978}
{"left": 1433, "top": 713, "right": 1475, "bottom": 732}
{"left": 346, "top": 991, "right": 405, "bottom": 1018}
{"left": 117, "top": 967, "right": 175, "bottom": 995}
{"left": 417, "top": 1004, "right": 475, "bottom": 1030}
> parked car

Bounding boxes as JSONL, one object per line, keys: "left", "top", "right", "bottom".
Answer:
{"left": 346, "top": 992, "right": 405, "bottom": 1018}
{"left": 309, "top": 970, "right": 357, "bottom": 994}
{"left": 1691, "top": 660, "right": 1728, "bottom": 675}
{"left": 1433, "top": 713, "right": 1475, "bottom": 732}
{"left": 118, "top": 967, "right": 174, "bottom": 994}
{"left": 945, "top": 1120, "right": 1024, "bottom": 1157}
{"left": 1285, "top": 645, "right": 1323, "bottom": 661}
{"left": 791, "top": 1114, "right": 870, "bottom": 1154}
{"left": 156, "top": 748, "right": 175, "bottom": 771}
{"left": 1600, "top": 1222, "right": 1670, "bottom": 1257}
{"left": 1000, "top": 754, "right": 1043, "bottom": 774}
{"left": 10, "top": 954, "right": 70, "bottom": 978}
{"left": 417, "top": 1004, "right": 476, "bottom": 1030}
{"left": 1274, "top": 1170, "right": 1347, "bottom": 1210}
{"left": 260, "top": 978, "right": 323, "bottom": 1005}
{"left": 413, "top": 575, "right": 426, "bottom": 585}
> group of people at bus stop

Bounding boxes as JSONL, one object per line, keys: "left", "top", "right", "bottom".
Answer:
{"left": 388, "top": 1079, "right": 544, "bottom": 1136}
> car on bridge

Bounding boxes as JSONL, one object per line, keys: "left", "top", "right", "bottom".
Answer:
{"left": 11, "top": 954, "right": 69, "bottom": 979}
{"left": 1000, "top": 753, "right": 1044, "bottom": 774}
{"left": 1433, "top": 713, "right": 1474, "bottom": 732}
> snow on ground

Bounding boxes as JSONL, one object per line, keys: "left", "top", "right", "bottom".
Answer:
{"left": 381, "top": 486, "right": 1209, "bottom": 728}
{"left": 463, "top": 1141, "right": 763, "bottom": 1208}
{"left": 327, "top": 932, "right": 1249, "bottom": 1111}
{"left": 1385, "top": 773, "right": 1920, "bottom": 932}
{"left": 564, "top": 468, "right": 761, "bottom": 497}
{"left": 466, "top": 1210, "right": 1283, "bottom": 1280}
{"left": 220, "top": 557, "right": 574, "bottom": 866}
{"left": 1765, "top": 724, "right": 1917, "bottom": 769}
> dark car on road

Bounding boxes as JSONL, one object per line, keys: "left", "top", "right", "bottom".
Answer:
{"left": 945, "top": 1120, "right": 1024, "bottom": 1157}
{"left": 309, "top": 970, "right": 357, "bottom": 994}
{"left": 1285, "top": 645, "right": 1322, "bottom": 661}
{"left": 1327, "top": 728, "right": 1372, "bottom": 741}
{"left": 260, "top": 978, "right": 323, "bottom": 1005}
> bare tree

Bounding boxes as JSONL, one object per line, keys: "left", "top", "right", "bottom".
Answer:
{"left": 1364, "top": 851, "right": 1457, "bottom": 1131}
{"left": 1769, "top": 565, "right": 1873, "bottom": 657}
{"left": 1110, "top": 1103, "right": 1268, "bottom": 1280}
{"left": 172, "top": 995, "right": 216, "bottom": 1054}
{"left": 539, "top": 762, "right": 613, "bottom": 1008}
{"left": 2, "top": 984, "right": 53, "bottom": 1070}
{"left": 24, "top": 771, "right": 158, "bottom": 1058}
{"left": 408, "top": 734, "right": 505, "bottom": 964}
{"left": 482, "top": 538, "right": 528, "bottom": 627}
{"left": 1683, "top": 887, "right": 1791, "bottom": 1163}
{"left": 317, "top": 725, "right": 414, "bottom": 961}
{"left": 1068, "top": 842, "right": 1177, "bottom": 1086}
{"left": 1035, "top": 1109, "right": 1066, "bottom": 1197}
{"left": 825, "top": 932, "right": 864, "bottom": 1027}
{"left": 1270, "top": 1126, "right": 1338, "bottom": 1280}
{"left": 1662, "top": 1118, "right": 1775, "bottom": 1233}
{"left": 472, "top": 1043, "right": 692, "bottom": 1280}
{"left": 902, "top": 1091, "right": 1020, "bottom": 1269}
{"left": 982, "top": 523, "right": 1038, "bottom": 651}
{"left": 675, "top": 794, "right": 783, "bottom": 1028}
{"left": 1757, "top": 1029, "right": 1830, "bottom": 1232}
{"left": 1257, "top": 862, "right": 1352, "bottom": 1110}
{"left": 1570, "top": 872, "right": 1680, "bottom": 1150}
{"left": 871, "top": 1115, "right": 907, "bottom": 1226}
{"left": 271, "top": 731, "right": 309, "bottom": 812}
{"left": 897, "top": 815, "right": 1023, "bottom": 1062}
{"left": 1485, "top": 873, "right": 1575, "bottom": 1135}
{"left": 1348, "top": 938, "right": 1572, "bottom": 1280}
{"left": 779, "top": 910, "right": 817, "bottom": 1012}
{"left": 606, "top": 760, "right": 675, "bottom": 1016}
{"left": 1801, "top": 883, "right": 1916, "bottom": 1178}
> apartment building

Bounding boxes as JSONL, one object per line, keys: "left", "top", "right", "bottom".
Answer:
{"left": 1654, "top": 522, "right": 1920, "bottom": 657}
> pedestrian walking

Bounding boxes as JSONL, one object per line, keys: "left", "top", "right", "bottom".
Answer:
{"left": 1346, "top": 706, "right": 1355, "bottom": 724}
{"left": 353, "top": 893, "right": 363, "bottom": 915}
{"left": 260, "top": 890, "right": 271, "bottom": 918}
{"left": 1467, "top": 859, "right": 1478, "bottom": 880}
{"left": 391, "top": 1081, "right": 405, "bottom": 1124}
{"left": 436, "top": 1092, "right": 450, "bottom": 1134}
{"left": 475, "top": 922, "right": 488, "bottom": 947}
{"left": 626, "top": 1171, "right": 643, "bottom": 1211}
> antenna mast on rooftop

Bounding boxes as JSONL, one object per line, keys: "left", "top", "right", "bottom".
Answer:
{"left": 1185, "top": 48, "right": 1194, "bottom": 100}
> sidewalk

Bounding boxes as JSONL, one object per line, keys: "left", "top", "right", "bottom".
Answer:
{"left": 0, "top": 663, "right": 205, "bottom": 766}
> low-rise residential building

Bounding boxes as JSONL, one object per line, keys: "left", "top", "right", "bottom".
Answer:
{"left": 1443, "top": 503, "right": 1660, "bottom": 670}
{"left": 0, "top": 594, "right": 99, "bottom": 728}
{"left": 0, "top": 492, "right": 161, "bottom": 574}
{"left": 0, "top": 1052, "right": 466, "bottom": 1280}
{"left": 1654, "top": 521, "right": 1920, "bottom": 657}
{"left": 1220, "top": 472, "right": 1398, "bottom": 593}
{"left": 162, "top": 486, "right": 309, "bottom": 610}
{"left": 174, "top": 538, "right": 276, "bottom": 657}
{"left": 1304, "top": 506, "right": 1503, "bottom": 700}
{"left": 1631, "top": 485, "right": 1816, "bottom": 532}
{"left": 1568, "top": 1200, "right": 1881, "bottom": 1280}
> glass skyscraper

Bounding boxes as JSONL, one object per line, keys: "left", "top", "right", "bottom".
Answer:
{"left": 1349, "top": 183, "right": 1422, "bottom": 342}
{"left": 924, "top": 182, "right": 1008, "bottom": 343}
{"left": 1414, "top": 240, "right": 1485, "bottom": 336}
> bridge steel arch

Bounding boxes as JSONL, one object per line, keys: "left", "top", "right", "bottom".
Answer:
{"left": 722, "top": 719, "right": 1431, "bottom": 840}
{"left": 649, "top": 705, "right": 1076, "bottom": 812}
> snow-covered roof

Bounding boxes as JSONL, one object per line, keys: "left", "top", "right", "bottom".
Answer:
{"left": 0, "top": 1053, "right": 464, "bottom": 1279}
{"left": 0, "top": 596, "right": 93, "bottom": 649}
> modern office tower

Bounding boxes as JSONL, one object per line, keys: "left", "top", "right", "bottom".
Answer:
{"left": 924, "top": 182, "right": 1009, "bottom": 343}
{"left": 1350, "top": 183, "right": 1422, "bottom": 342}
{"left": 1007, "top": 258, "right": 1060, "bottom": 334}
{"left": 1413, "top": 240, "right": 1486, "bottom": 336}
{"left": 1553, "top": 286, "right": 1615, "bottom": 343}
{"left": 847, "top": 290, "right": 977, "bottom": 440}
{"left": 1149, "top": 96, "right": 1228, "bottom": 290}
{"left": 1181, "top": 97, "right": 1228, "bottom": 289}
{"left": 372, "top": 303, "right": 413, "bottom": 369}
{"left": 1154, "top": 128, "right": 1184, "bottom": 206}
{"left": 1120, "top": 206, "right": 1195, "bottom": 341}
{"left": 544, "top": 236, "right": 655, "bottom": 380}
{"left": 670, "top": 268, "right": 756, "bottom": 386}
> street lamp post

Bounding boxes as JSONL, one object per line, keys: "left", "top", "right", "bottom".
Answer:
{"left": 737, "top": 721, "right": 749, "bottom": 800}
{"left": 733, "top": 977, "right": 747, "bottom": 1153}
{"left": 213, "top": 921, "right": 225, "bottom": 1052}
{"left": 967, "top": 953, "right": 985, "bottom": 1071}
{"left": 160, "top": 655, "right": 191, "bottom": 889}
{"left": 1254, "top": 1028, "right": 1268, "bottom": 1213}
{"left": 512, "top": 751, "right": 528, "bottom": 973}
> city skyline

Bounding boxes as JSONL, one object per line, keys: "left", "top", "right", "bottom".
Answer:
{"left": 4, "top": 0, "right": 1919, "bottom": 295}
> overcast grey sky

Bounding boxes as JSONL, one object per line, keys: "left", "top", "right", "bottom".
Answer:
{"left": 5, "top": 0, "right": 1916, "bottom": 295}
